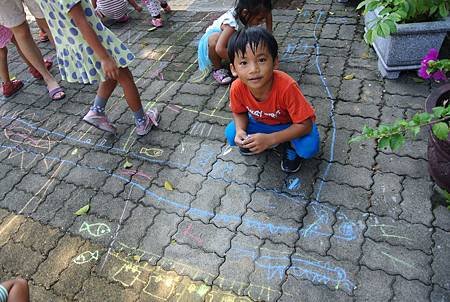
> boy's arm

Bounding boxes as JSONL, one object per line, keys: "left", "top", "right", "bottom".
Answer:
{"left": 266, "top": 12, "right": 273, "bottom": 33}
{"left": 233, "top": 112, "right": 249, "bottom": 147}
{"left": 242, "top": 118, "right": 313, "bottom": 154}
{"left": 127, "top": 0, "right": 142, "bottom": 12}
{"left": 69, "top": 4, "right": 119, "bottom": 80}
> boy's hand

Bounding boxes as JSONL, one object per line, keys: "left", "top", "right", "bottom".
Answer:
{"left": 101, "top": 56, "right": 119, "bottom": 80}
{"left": 234, "top": 130, "right": 247, "bottom": 147}
{"left": 134, "top": 5, "right": 143, "bottom": 12}
{"left": 242, "top": 133, "right": 272, "bottom": 154}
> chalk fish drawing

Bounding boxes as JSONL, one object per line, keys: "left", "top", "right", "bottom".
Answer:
{"left": 140, "top": 147, "right": 163, "bottom": 158}
{"left": 79, "top": 221, "right": 111, "bottom": 237}
{"left": 73, "top": 250, "right": 99, "bottom": 264}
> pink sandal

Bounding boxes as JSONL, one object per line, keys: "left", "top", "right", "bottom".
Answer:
{"left": 48, "top": 86, "right": 65, "bottom": 100}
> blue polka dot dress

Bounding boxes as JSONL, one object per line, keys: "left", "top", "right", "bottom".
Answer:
{"left": 37, "top": 0, "right": 135, "bottom": 84}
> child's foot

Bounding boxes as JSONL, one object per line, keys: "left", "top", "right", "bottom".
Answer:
{"left": 38, "top": 30, "right": 49, "bottom": 43}
{"left": 212, "top": 68, "right": 232, "bottom": 85}
{"left": 82, "top": 110, "right": 117, "bottom": 134}
{"left": 151, "top": 18, "right": 163, "bottom": 28}
{"left": 2, "top": 80, "right": 24, "bottom": 97}
{"left": 281, "top": 143, "right": 302, "bottom": 173}
{"left": 29, "top": 59, "right": 53, "bottom": 79}
{"left": 161, "top": 3, "right": 171, "bottom": 13}
{"left": 136, "top": 108, "right": 160, "bottom": 136}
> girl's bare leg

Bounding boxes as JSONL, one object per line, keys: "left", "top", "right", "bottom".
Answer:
{"left": 207, "top": 33, "right": 222, "bottom": 69}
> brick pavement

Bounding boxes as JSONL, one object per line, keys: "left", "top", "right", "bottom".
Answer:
{"left": 0, "top": 0, "right": 449, "bottom": 301}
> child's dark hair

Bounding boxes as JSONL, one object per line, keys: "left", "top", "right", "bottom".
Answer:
{"left": 228, "top": 27, "right": 278, "bottom": 65}
{"left": 234, "top": 0, "right": 272, "bottom": 26}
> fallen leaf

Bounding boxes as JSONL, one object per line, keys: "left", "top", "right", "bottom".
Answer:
{"left": 74, "top": 204, "right": 90, "bottom": 216}
{"left": 123, "top": 159, "right": 133, "bottom": 169}
{"left": 361, "top": 52, "right": 370, "bottom": 59}
{"left": 132, "top": 255, "right": 141, "bottom": 262}
{"left": 71, "top": 148, "right": 78, "bottom": 155}
{"left": 164, "top": 180, "right": 174, "bottom": 191}
{"left": 328, "top": 11, "right": 335, "bottom": 15}
{"left": 343, "top": 74, "right": 355, "bottom": 80}
{"left": 171, "top": 239, "right": 176, "bottom": 244}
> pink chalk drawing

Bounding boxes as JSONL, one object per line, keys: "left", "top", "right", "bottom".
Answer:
{"left": 119, "top": 169, "right": 152, "bottom": 181}
{"left": 181, "top": 223, "right": 204, "bottom": 246}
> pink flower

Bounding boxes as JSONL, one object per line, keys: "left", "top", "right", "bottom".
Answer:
{"left": 419, "top": 48, "right": 448, "bottom": 81}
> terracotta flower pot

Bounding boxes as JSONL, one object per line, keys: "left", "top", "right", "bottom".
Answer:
{"left": 426, "top": 83, "right": 450, "bottom": 191}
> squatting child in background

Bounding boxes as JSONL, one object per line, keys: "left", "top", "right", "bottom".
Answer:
{"left": 143, "top": 0, "right": 171, "bottom": 28}
{"left": 225, "top": 27, "right": 320, "bottom": 173}
{"left": 37, "top": 0, "right": 160, "bottom": 136}
{"left": 0, "top": 278, "right": 29, "bottom": 302}
{"left": 197, "top": 0, "right": 273, "bottom": 85}
{"left": 92, "top": 0, "right": 143, "bottom": 24}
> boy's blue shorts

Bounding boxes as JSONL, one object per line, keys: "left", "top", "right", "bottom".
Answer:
{"left": 225, "top": 115, "right": 320, "bottom": 159}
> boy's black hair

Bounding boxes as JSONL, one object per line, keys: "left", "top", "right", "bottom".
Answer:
{"left": 228, "top": 27, "right": 278, "bottom": 65}
{"left": 234, "top": 0, "right": 272, "bottom": 26}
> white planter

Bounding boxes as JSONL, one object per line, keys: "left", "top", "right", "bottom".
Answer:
{"left": 365, "top": 10, "right": 450, "bottom": 79}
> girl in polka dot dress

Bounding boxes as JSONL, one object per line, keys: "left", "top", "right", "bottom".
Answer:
{"left": 36, "top": 0, "right": 160, "bottom": 136}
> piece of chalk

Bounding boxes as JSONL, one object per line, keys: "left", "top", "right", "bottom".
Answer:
{"left": 148, "top": 27, "right": 157, "bottom": 32}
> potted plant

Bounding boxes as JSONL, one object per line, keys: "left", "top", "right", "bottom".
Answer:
{"left": 357, "top": 0, "right": 450, "bottom": 79}
{"left": 350, "top": 48, "right": 450, "bottom": 192}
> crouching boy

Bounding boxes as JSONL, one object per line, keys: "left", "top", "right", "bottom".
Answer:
{"left": 224, "top": 27, "right": 320, "bottom": 172}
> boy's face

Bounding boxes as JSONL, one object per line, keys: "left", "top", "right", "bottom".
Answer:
{"left": 230, "top": 43, "right": 279, "bottom": 96}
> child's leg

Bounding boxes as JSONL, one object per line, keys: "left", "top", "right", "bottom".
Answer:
{"left": 34, "top": 18, "right": 54, "bottom": 45}
{"left": 207, "top": 33, "right": 222, "bottom": 70}
{"left": 290, "top": 123, "right": 320, "bottom": 159}
{"left": 0, "top": 47, "right": 9, "bottom": 83}
{"left": 1, "top": 278, "right": 29, "bottom": 301}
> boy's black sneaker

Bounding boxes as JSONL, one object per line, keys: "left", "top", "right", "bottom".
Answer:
{"left": 281, "top": 143, "right": 302, "bottom": 173}
{"left": 239, "top": 147, "right": 256, "bottom": 156}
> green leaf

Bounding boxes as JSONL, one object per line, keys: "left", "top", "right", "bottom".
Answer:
{"left": 418, "top": 112, "right": 432, "bottom": 124}
{"left": 74, "top": 204, "right": 90, "bottom": 216}
{"left": 410, "top": 125, "right": 421, "bottom": 137}
{"left": 432, "top": 122, "right": 449, "bottom": 140}
{"left": 439, "top": 3, "right": 448, "bottom": 18}
{"left": 349, "top": 135, "right": 365, "bottom": 144}
{"left": 389, "top": 134, "right": 406, "bottom": 150}
{"left": 123, "top": 159, "right": 133, "bottom": 169}
{"left": 378, "top": 137, "right": 390, "bottom": 149}
{"left": 164, "top": 180, "right": 174, "bottom": 191}
{"left": 380, "top": 22, "right": 391, "bottom": 37}
{"left": 432, "top": 106, "right": 446, "bottom": 118}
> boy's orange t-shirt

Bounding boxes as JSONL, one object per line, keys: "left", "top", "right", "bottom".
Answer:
{"left": 229, "top": 70, "right": 316, "bottom": 125}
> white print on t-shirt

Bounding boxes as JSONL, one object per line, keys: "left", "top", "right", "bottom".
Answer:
{"left": 246, "top": 106, "right": 282, "bottom": 119}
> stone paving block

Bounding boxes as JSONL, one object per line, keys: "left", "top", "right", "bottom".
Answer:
{"left": 301, "top": 83, "right": 331, "bottom": 99}
{"left": 50, "top": 187, "right": 96, "bottom": 230}
{"left": 324, "top": 57, "right": 347, "bottom": 77}
{"left": 216, "top": 233, "right": 262, "bottom": 295}
{"left": 172, "top": 93, "right": 209, "bottom": 108}
{"left": 116, "top": 205, "right": 160, "bottom": 248}
{"left": 12, "top": 219, "right": 61, "bottom": 255}
{"left": 430, "top": 286, "right": 450, "bottom": 302}
{"left": 15, "top": 172, "right": 58, "bottom": 195}
{"left": 31, "top": 182, "right": 77, "bottom": 223}
{"left": 335, "top": 100, "right": 379, "bottom": 119}
{"left": 376, "top": 153, "right": 429, "bottom": 178}
{"left": 239, "top": 209, "right": 299, "bottom": 247}
{"left": 249, "top": 190, "right": 307, "bottom": 222}
{"left": 142, "top": 184, "right": 194, "bottom": 215}
{"left": 140, "top": 211, "right": 182, "bottom": 264}
{"left": 360, "top": 81, "right": 384, "bottom": 105}
{"left": 329, "top": 208, "right": 366, "bottom": 263}
{"left": 345, "top": 66, "right": 380, "bottom": 81}
{"left": 337, "top": 79, "right": 362, "bottom": 102}
{"left": 361, "top": 239, "right": 432, "bottom": 284}
{"left": 384, "top": 93, "right": 424, "bottom": 110}
{"left": 433, "top": 205, "right": 450, "bottom": 232}
{"left": 432, "top": 229, "right": 450, "bottom": 290}
{"left": 400, "top": 177, "right": 434, "bottom": 226}
{"left": 209, "top": 159, "right": 260, "bottom": 187}
{"left": 156, "top": 166, "right": 205, "bottom": 195}
{"left": 288, "top": 247, "right": 358, "bottom": 295}
{"left": 369, "top": 172, "right": 402, "bottom": 218}
{"left": 0, "top": 189, "right": 35, "bottom": 214}
{"left": 79, "top": 151, "right": 122, "bottom": 173}
{"left": 256, "top": 153, "right": 286, "bottom": 192}
{"left": 280, "top": 275, "right": 351, "bottom": 302}
{"left": 52, "top": 241, "right": 102, "bottom": 300}
{"left": 365, "top": 214, "right": 433, "bottom": 254}
{"left": 334, "top": 113, "right": 378, "bottom": 132}
{"left": 160, "top": 243, "right": 223, "bottom": 285}
{"left": 153, "top": 81, "right": 183, "bottom": 104}
{"left": 186, "top": 178, "right": 227, "bottom": 223}
{"left": 392, "top": 276, "right": 431, "bottom": 302}
{"left": 317, "top": 161, "right": 373, "bottom": 189}
{"left": 179, "top": 83, "right": 216, "bottom": 96}
{"left": 174, "top": 219, "right": 234, "bottom": 256}
{"left": 380, "top": 105, "right": 405, "bottom": 124}
{"left": 169, "top": 109, "right": 198, "bottom": 134}
{"left": 75, "top": 276, "right": 139, "bottom": 302}
{"left": 63, "top": 164, "right": 109, "bottom": 189}
{"left": 211, "top": 183, "right": 253, "bottom": 231}
{"left": 168, "top": 136, "right": 202, "bottom": 167}
{"left": 87, "top": 192, "right": 133, "bottom": 224}
{"left": 354, "top": 266, "right": 394, "bottom": 302}
{"left": 189, "top": 141, "right": 223, "bottom": 176}
{"left": 383, "top": 139, "right": 427, "bottom": 159}
{"left": 296, "top": 202, "right": 335, "bottom": 255}
{"left": 246, "top": 241, "right": 293, "bottom": 302}
{"left": 32, "top": 234, "right": 84, "bottom": 287}
{"left": 29, "top": 284, "right": 67, "bottom": 302}
{"left": 135, "top": 129, "right": 183, "bottom": 149}
{"left": 384, "top": 78, "right": 430, "bottom": 97}
{"left": 314, "top": 180, "right": 370, "bottom": 211}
